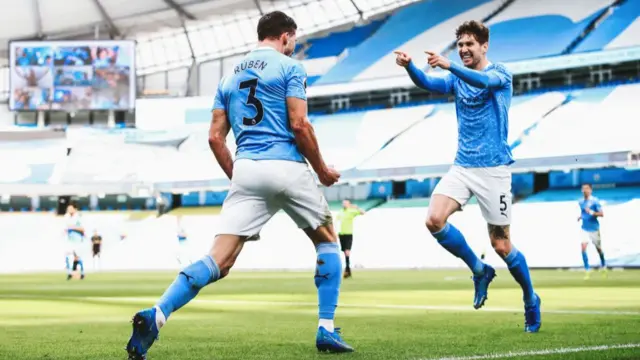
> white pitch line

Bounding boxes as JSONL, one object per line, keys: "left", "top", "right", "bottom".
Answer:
{"left": 84, "top": 297, "right": 640, "bottom": 316}
{"left": 419, "top": 343, "right": 640, "bottom": 360}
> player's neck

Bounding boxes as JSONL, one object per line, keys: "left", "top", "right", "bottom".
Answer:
{"left": 256, "top": 40, "right": 283, "bottom": 54}
{"left": 471, "top": 58, "right": 490, "bottom": 71}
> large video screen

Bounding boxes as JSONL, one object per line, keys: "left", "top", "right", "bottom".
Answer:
{"left": 9, "top": 40, "right": 135, "bottom": 111}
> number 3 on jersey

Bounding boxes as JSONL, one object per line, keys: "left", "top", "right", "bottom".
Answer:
{"left": 239, "top": 78, "right": 264, "bottom": 126}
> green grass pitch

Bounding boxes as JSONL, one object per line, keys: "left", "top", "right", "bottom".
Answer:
{"left": 1, "top": 269, "right": 639, "bottom": 359}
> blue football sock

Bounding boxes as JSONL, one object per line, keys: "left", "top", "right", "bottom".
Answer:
{"left": 581, "top": 251, "right": 590, "bottom": 271}
{"left": 156, "top": 255, "right": 220, "bottom": 320}
{"left": 598, "top": 251, "right": 606, "bottom": 267}
{"left": 432, "top": 223, "right": 484, "bottom": 275}
{"left": 504, "top": 247, "right": 536, "bottom": 307}
{"left": 65, "top": 257, "right": 71, "bottom": 275}
{"left": 314, "top": 243, "right": 342, "bottom": 320}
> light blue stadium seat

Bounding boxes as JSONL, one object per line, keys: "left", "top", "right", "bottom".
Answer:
{"left": 301, "top": 19, "right": 386, "bottom": 60}
{"left": 316, "top": 0, "right": 491, "bottom": 84}
{"left": 574, "top": 0, "right": 640, "bottom": 53}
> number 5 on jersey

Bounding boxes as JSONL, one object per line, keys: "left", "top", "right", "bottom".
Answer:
{"left": 239, "top": 78, "right": 264, "bottom": 126}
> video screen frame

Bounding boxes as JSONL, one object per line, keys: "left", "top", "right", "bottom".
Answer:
{"left": 8, "top": 39, "right": 136, "bottom": 112}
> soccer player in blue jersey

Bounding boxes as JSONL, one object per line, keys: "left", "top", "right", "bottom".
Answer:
{"left": 394, "top": 20, "right": 541, "bottom": 332}
{"left": 126, "top": 11, "right": 352, "bottom": 359}
{"left": 577, "top": 184, "right": 606, "bottom": 279}
{"left": 64, "top": 202, "right": 85, "bottom": 280}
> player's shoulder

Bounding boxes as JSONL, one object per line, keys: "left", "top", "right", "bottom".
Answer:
{"left": 488, "top": 62, "right": 512, "bottom": 77}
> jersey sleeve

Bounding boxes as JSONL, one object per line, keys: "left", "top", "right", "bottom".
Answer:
{"left": 286, "top": 62, "right": 308, "bottom": 100}
{"left": 348, "top": 208, "right": 361, "bottom": 217}
{"left": 487, "top": 63, "right": 512, "bottom": 88}
{"left": 593, "top": 199, "right": 603, "bottom": 212}
{"left": 212, "top": 80, "right": 226, "bottom": 110}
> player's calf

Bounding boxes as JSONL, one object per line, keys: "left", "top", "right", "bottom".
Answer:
{"left": 489, "top": 224, "right": 541, "bottom": 331}
{"left": 314, "top": 242, "right": 354, "bottom": 353}
{"left": 127, "top": 235, "right": 242, "bottom": 358}
{"left": 426, "top": 196, "right": 485, "bottom": 277}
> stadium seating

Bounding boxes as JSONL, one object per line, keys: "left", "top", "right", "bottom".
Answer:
{"left": 482, "top": 0, "right": 613, "bottom": 62}
{"left": 312, "top": 104, "right": 434, "bottom": 170}
{"left": 513, "top": 84, "right": 640, "bottom": 159}
{"left": 314, "top": 0, "right": 620, "bottom": 84}
{"left": 0, "top": 140, "right": 66, "bottom": 184}
{"left": 316, "top": 0, "right": 501, "bottom": 84}
{"left": 358, "top": 91, "right": 567, "bottom": 170}
{"left": 296, "top": 19, "right": 387, "bottom": 60}
{"left": 7, "top": 83, "right": 639, "bottom": 187}
{"left": 573, "top": 0, "right": 640, "bottom": 53}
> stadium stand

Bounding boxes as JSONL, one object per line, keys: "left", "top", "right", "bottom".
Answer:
{"left": 296, "top": 18, "right": 387, "bottom": 60}
{"left": 357, "top": 92, "right": 568, "bottom": 170}
{"left": 0, "top": 0, "right": 639, "bottom": 270}
{"left": 513, "top": 84, "right": 640, "bottom": 159}
{"left": 574, "top": 0, "right": 640, "bottom": 53}
{"left": 314, "top": 0, "right": 627, "bottom": 84}
{"left": 483, "top": 0, "right": 614, "bottom": 61}
{"left": 316, "top": 0, "right": 503, "bottom": 84}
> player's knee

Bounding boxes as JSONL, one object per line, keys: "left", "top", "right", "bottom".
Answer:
{"left": 216, "top": 259, "right": 235, "bottom": 279}
{"left": 491, "top": 240, "right": 511, "bottom": 258}
{"left": 425, "top": 214, "right": 447, "bottom": 233}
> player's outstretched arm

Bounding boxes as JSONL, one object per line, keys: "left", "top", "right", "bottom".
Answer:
{"left": 424, "top": 51, "right": 509, "bottom": 89}
{"left": 448, "top": 62, "right": 507, "bottom": 89}
{"left": 394, "top": 51, "right": 450, "bottom": 94}
{"left": 208, "top": 109, "right": 234, "bottom": 180}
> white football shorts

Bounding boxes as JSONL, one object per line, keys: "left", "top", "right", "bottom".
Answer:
{"left": 581, "top": 229, "right": 602, "bottom": 247}
{"left": 432, "top": 165, "right": 512, "bottom": 226}
{"left": 215, "top": 159, "right": 332, "bottom": 240}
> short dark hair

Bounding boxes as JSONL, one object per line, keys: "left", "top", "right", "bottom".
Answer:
{"left": 582, "top": 183, "right": 593, "bottom": 189}
{"left": 257, "top": 11, "right": 297, "bottom": 41}
{"left": 455, "top": 20, "right": 489, "bottom": 44}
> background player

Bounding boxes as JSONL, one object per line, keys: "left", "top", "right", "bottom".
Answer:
{"left": 394, "top": 20, "right": 541, "bottom": 332}
{"left": 91, "top": 230, "right": 102, "bottom": 271}
{"left": 176, "top": 221, "right": 191, "bottom": 266}
{"left": 577, "top": 183, "right": 606, "bottom": 279}
{"left": 64, "top": 202, "right": 85, "bottom": 280}
{"left": 126, "top": 11, "right": 352, "bottom": 359}
{"left": 336, "top": 199, "right": 365, "bottom": 278}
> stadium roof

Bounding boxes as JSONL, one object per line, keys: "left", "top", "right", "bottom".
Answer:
{"left": 1, "top": 0, "right": 417, "bottom": 74}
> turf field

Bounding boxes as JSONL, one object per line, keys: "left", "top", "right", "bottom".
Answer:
{"left": 1, "top": 269, "right": 639, "bottom": 360}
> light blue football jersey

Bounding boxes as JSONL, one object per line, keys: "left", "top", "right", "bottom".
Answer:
{"left": 213, "top": 47, "right": 308, "bottom": 163}
{"left": 579, "top": 196, "right": 602, "bottom": 232}
{"left": 66, "top": 213, "right": 84, "bottom": 243}
{"left": 441, "top": 63, "right": 514, "bottom": 168}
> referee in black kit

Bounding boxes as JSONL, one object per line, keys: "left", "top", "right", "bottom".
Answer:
{"left": 336, "top": 200, "right": 365, "bottom": 279}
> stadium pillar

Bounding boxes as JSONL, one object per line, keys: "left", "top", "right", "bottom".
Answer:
{"left": 107, "top": 110, "right": 115, "bottom": 128}
{"left": 36, "top": 111, "right": 45, "bottom": 127}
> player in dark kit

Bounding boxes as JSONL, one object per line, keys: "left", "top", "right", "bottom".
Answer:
{"left": 91, "top": 230, "right": 102, "bottom": 271}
